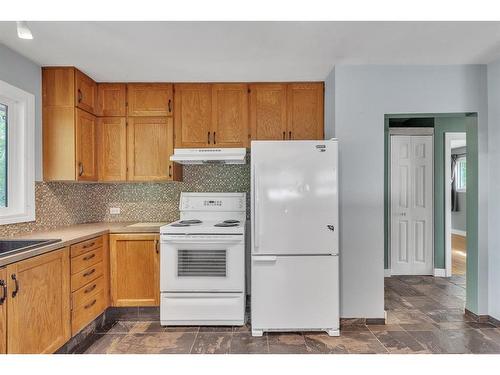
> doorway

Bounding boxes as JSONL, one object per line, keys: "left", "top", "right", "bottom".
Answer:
{"left": 390, "top": 130, "right": 434, "bottom": 275}
{"left": 445, "top": 132, "right": 467, "bottom": 279}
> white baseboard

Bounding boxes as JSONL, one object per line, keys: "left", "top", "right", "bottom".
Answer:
{"left": 384, "top": 269, "right": 392, "bottom": 277}
{"left": 451, "top": 229, "right": 467, "bottom": 237}
{"left": 434, "top": 268, "right": 446, "bottom": 277}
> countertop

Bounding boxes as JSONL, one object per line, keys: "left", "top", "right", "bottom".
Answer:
{"left": 0, "top": 222, "right": 166, "bottom": 267}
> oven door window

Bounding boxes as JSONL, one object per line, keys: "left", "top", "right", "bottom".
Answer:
{"left": 178, "top": 249, "right": 227, "bottom": 277}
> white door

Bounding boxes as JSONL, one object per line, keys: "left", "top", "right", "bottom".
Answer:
{"left": 251, "top": 255, "right": 339, "bottom": 331}
{"left": 251, "top": 141, "right": 338, "bottom": 255}
{"left": 390, "top": 135, "right": 433, "bottom": 275}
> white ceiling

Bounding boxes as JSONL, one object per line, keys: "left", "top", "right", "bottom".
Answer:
{"left": 1, "top": 21, "right": 500, "bottom": 82}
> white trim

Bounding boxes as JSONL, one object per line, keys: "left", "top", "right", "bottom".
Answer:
{"left": 451, "top": 229, "right": 467, "bottom": 237}
{"left": 444, "top": 132, "right": 466, "bottom": 278}
{"left": 434, "top": 268, "right": 447, "bottom": 277}
{"left": 0, "top": 79, "right": 35, "bottom": 225}
{"left": 384, "top": 269, "right": 392, "bottom": 277}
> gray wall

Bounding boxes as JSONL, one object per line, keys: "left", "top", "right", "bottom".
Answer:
{"left": 488, "top": 59, "right": 500, "bottom": 321}
{"left": 331, "top": 65, "right": 488, "bottom": 318}
{"left": 324, "top": 66, "right": 335, "bottom": 139}
{"left": 0, "top": 43, "right": 42, "bottom": 181}
{"left": 451, "top": 146, "right": 467, "bottom": 233}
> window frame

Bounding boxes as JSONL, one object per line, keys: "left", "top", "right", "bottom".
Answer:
{"left": 455, "top": 156, "right": 467, "bottom": 193}
{"left": 0, "top": 79, "right": 35, "bottom": 225}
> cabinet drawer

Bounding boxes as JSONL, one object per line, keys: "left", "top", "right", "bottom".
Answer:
{"left": 71, "top": 288, "right": 106, "bottom": 335}
{"left": 71, "top": 262, "right": 103, "bottom": 292}
{"left": 71, "top": 246, "right": 103, "bottom": 274}
{"left": 72, "top": 275, "right": 105, "bottom": 308}
{"left": 70, "top": 236, "right": 103, "bottom": 258}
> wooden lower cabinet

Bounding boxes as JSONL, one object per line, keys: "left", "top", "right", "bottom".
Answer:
{"left": 110, "top": 234, "right": 160, "bottom": 307}
{"left": 70, "top": 235, "right": 109, "bottom": 335}
{"left": 6, "top": 248, "right": 71, "bottom": 354}
{"left": 0, "top": 267, "right": 6, "bottom": 354}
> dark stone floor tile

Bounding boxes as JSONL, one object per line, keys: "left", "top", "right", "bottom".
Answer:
{"left": 164, "top": 326, "right": 200, "bottom": 333}
{"left": 127, "top": 321, "right": 167, "bottom": 334}
{"left": 191, "top": 333, "right": 232, "bottom": 354}
{"left": 373, "top": 330, "right": 429, "bottom": 353}
{"left": 267, "top": 333, "right": 308, "bottom": 354}
{"left": 84, "top": 334, "right": 126, "bottom": 354}
{"left": 407, "top": 330, "right": 470, "bottom": 354}
{"left": 386, "top": 309, "right": 435, "bottom": 325}
{"left": 368, "top": 324, "right": 405, "bottom": 332}
{"left": 400, "top": 323, "right": 438, "bottom": 331}
{"left": 232, "top": 323, "right": 252, "bottom": 333}
{"left": 426, "top": 309, "right": 471, "bottom": 323}
{"left": 304, "top": 333, "right": 348, "bottom": 354}
{"left": 199, "top": 326, "right": 234, "bottom": 333}
{"left": 466, "top": 322, "right": 497, "bottom": 329}
{"left": 230, "top": 333, "right": 268, "bottom": 354}
{"left": 111, "top": 332, "right": 197, "bottom": 354}
{"left": 340, "top": 324, "right": 370, "bottom": 332}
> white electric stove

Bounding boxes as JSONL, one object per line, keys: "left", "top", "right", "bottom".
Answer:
{"left": 160, "top": 192, "right": 246, "bottom": 326}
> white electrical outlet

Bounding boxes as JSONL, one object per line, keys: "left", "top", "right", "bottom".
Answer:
{"left": 109, "top": 207, "right": 121, "bottom": 215}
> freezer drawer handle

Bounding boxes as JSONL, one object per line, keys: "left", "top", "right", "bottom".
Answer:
{"left": 253, "top": 256, "right": 277, "bottom": 262}
{"left": 327, "top": 225, "right": 335, "bottom": 232}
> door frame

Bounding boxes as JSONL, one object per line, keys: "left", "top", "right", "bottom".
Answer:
{"left": 388, "top": 128, "right": 434, "bottom": 275}
{"left": 444, "top": 132, "right": 466, "bottom": 277}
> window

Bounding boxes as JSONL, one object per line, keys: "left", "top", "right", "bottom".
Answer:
{"left": 0, "top": 80, "right": 35, "bottom": 224}
{"left": 456, "top": 156, "right": 466, "bottom": 192}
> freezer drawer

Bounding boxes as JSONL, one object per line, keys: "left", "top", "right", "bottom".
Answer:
{"left": 251, "top": 255, "right": 339, "bottom": 332}
{"left": 160, "top": 292, "right": 245, "bottom": 326}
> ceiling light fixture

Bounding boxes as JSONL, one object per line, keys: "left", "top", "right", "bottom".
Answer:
{"left": 16, "top": 21, "right": 33, "bottom": 40}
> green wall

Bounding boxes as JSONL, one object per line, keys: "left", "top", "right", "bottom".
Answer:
{"left": 384, "top": 114, "right": 479, "bottom": 313}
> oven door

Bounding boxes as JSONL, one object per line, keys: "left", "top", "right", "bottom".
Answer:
{"left": 160, "top": 234, "right": 245, "bottom": 292}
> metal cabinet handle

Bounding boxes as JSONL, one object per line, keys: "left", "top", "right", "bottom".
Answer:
{"left": 0, "top": 279, "right": 6, "bottom": 305}
{"left": 84, "top": 299, "right": 97, "bottom": 309}
{"left": 83, "top": 268, "right": 96, "bottom": 277}
{"left": 289, "top": 131, "right": 292, "bottom": 140}
{"left": 155, "top": 240, "right": 159, "bottom": 254}
{"left": 78, "top": 89, "right": 83, "bottom": 103}
{"left": 213, "top": 132, "right": 216, "bottom": 144}
{"left": 282, "top": 131, "right": 285, "bottom": 140}
{"left": 11, "top": 274, "right": 19, "bottom": 298}
{"left": 84, "top": 284, "right": 97, "bottom": 294}
{"left": 207, "top": 131, "right": 210, "bottom": 144}
{"left": 83, "top": 253, "right": 96, "bottom": 261}
{"left": 169, "top": 165, "right": 172, "bottom": 178}
{"left": 83, "top": 242, "right": 95, "bottom": 249}
{"left": 168, "top": 99, "right": 172, "bottom": 113}
{"left": 78, "top": 162, "right": 84, "bottom": 177}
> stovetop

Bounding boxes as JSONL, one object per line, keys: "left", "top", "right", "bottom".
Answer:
{"left": 161, "top": 219, "right": 245, "bottom": 235}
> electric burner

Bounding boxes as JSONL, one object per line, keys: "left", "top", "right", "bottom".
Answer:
{"left": 223, "top": 219, "right": 240, "bottom": 224}
{"left": 179, "top": 219, "right": 202, "bottom": 225}
{"left": 214, "top": 222, "right": 239, "bottom": 227}
{"left": 170, "top": 223, "right": 190, "bottom": 227}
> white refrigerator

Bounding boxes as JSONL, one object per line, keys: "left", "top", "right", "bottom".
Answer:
{"left": 250, "top": 140, "right": 339, "bottom": 337}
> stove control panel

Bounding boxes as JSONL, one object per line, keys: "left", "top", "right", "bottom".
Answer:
{"left": 179, "top": 193, "right": 246, "bottom": 212}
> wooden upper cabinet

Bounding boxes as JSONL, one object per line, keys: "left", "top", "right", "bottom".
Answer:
{"left": 249, "top": 84, "right": 287, "bottom": 141}
{"left": 0, "top": 268, "right": 6, "bottom": 354}
{"left": 75, "top": 69, "right": 98, "bottom": 114}
{"left": 127, "top": 84, "right": 173, "bottom": 117}
{"left": 127, "top": 117, "right": 171, "bottom": 181}
{"left": 174, "top": 83, "right": 212, "bottom": 148}
{"left": 98, "top": 83, "right": 126, "bottom": 116}
{"left": 97, "top": 117, "right": 127, "bottom": 181}
{"left": 110, "top": 234, "right": 160, "bottom": 307}
{"left": 76, "top": 109, "right": 98, "bottom": 181}
{"left": 286, "top": 83, "right": 324, "bottom": 140}
{"left": 42, "top": 67, "right": 75, "bottom": 107}
{"left": 211, "top": 84, "right": 249, "bottom": 147}
{"left": 6, "top": 248, "right": 70, "bottom": 354}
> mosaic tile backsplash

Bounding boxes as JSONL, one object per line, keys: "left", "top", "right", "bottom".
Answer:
{"left": 0, "top": 163, "right": 250, "bottom": 237}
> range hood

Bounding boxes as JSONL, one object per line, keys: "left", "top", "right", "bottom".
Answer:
{"left": 170, "top": 148, "right": 246, "bottom": 165}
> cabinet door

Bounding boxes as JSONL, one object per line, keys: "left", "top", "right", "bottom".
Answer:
{"left": 75, "top": 69, "right": 97, "bottom": 114}
{"left": 6, "top": 248, "right": 71, "bottom": 354}
{"left": 211, "top": 84, "right": 249, "bottom": 147}
{"left": 110, "top": 234, "right": 160, "bottom": 306}
{"left": 286, "top": 83, "right": 324, "bottom": 140}
{"left": 127, "top": 117, "right": 170, "bottom": 181}
{"left": 98, "top": 117, "right": 127, "bottom": 181}
{"left": 249, "top": 84, "right": 287, "bottom": 141}
{"left": 0, "top": 268, "right": 6, "bottom": 354}
{"left": 42, "top": 67, "right": 75, "bottom": 107}
{"left": 174, "top": 83, "right": 212, "bottom": 148}
{"left": 76, "top": 109, "right": 98, "bottom": 181}
{"left": 127, "top": 84, "right": 173, "bottom": 117}
{"left": 98, "top": 83, "right": 126, "bottom": 116}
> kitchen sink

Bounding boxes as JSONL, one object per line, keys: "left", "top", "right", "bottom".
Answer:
{"left": 0, "top": 239, "right": 62, "bottom": 257}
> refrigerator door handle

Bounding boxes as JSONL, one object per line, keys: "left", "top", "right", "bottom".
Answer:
{"left": 253, "top": 256, "right": 277, "bottom": 262}
{"left": 254, "top": 165, "right": 261, "bottom": 249}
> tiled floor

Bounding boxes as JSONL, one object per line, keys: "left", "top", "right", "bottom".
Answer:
{"left": 81, "top": 276, "right": 500, "bottom": 354}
